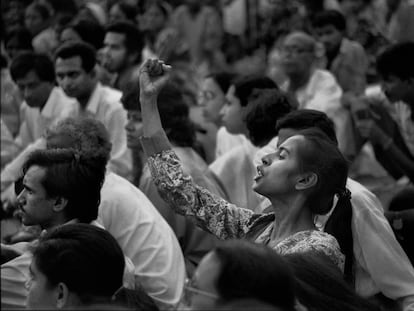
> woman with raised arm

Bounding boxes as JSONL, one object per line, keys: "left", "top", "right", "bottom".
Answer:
{"left": 138, "top": 59, "right": 350, "bottom": 273}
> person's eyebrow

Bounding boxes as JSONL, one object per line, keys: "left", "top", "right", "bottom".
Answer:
{"left": 23, "top": 181, "right": 34, "bottom": 192}
{"left": 278, "top": 146, "right": 290, "bottom": 154}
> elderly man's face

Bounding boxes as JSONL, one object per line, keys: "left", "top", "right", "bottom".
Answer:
{"left": 280, "top": 34, "right": 315, "bottom": 78}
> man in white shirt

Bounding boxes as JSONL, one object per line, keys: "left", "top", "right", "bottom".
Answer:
{"left": 210, "top": 76, "right": 282, "bottom": 211}
{"left": 54, "top": 41, "right": 131, "bottom": 178}
{"left": 1, "top": 53, "right": 77, "bottom": 207}
{"left": 280, "top": 31, "right": 355, "bottom": 160}
{"left": 8, "top": 52, "right": 76, "bottom": 157}
{"left": 1, "top": 144, "right": 107, "bottom": 309}
{"left": 44, "top": 117, "right": 186, "bottom": 308}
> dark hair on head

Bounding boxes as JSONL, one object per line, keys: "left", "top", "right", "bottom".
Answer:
{"left": 233, "top": 75, "right": 278, "bottom": 107}
{"left": 55, "top": 41, "right": 96, "bottom": 73}
{"left": 245, "top": 89, "right": 294, "bottom": 147}
{"left": 26, "top": 2, "right": 51, "bottom": 20}
{"left": 145, "top": 0, "right": 172, "bottom": 18}
{"left": 10, "top": 52, "right": 55, "bottom": 83}
{"left": 110, "top": 1, "right": 138, "bottom": 22}
{"left": 22, "top": 148, "right": 105, "bottom": 223}
{"left": 285, "top": 252, "right": 380, "bottom": 311}
{"left": 275, "top": 109, "right": 338, "bottom": 145}
{"left": 105, "top": 22, "right": 143, "bottom": 63}
{"left": 32, "top": 224, "right": 124, "bottom": 305}
{"left": 43, "top": 0, "right": 78, "bottom": 16}
{"left": 376, "top": 42, "right": 414, "bottom": 81}
{"left": 312, "top": 10, "right": 346, "bottom": 32}
{"left": 121, "top": 81, "right": 195, "bottom": 147}
{"left": 206, "top": 71, "right": 237, "bottom": 94}
{"left": 213, "top": 240, "right": 296, "bottom": 311}
{"left": 45, "top": 117, "right": 112, "bottom": 167}
{"left": 295, "top": 127, "right": 354, "bottom": 283}
{"left": 5, "top": 27, "right": 33, "bottom": 51}
{"left": 65, "top": 19, "right": 105, "bottom": 50}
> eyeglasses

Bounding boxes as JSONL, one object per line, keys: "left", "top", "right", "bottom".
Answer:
{"left": 180, "top": 278, "right": 219, "bottom": 307}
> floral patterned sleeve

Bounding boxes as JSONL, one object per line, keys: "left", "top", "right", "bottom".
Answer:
{"left": 142, "top": 131, "right": 257, "bottom": 240}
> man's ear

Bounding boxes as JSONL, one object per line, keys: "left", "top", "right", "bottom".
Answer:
{"left": 52, "top": 197, "right": 68, "bottom": 212}
{"left": 295, "top": 173, "right": 318, "bottom": 191}
{"left": 55, "top": 282, "right": 70, "bottom": 309}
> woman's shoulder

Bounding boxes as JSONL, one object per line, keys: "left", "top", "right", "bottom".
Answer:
{"left": 277, "top": 230, "right": 345, "bottom": 271}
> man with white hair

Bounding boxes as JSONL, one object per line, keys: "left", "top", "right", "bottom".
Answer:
{"left": 280, "top": 31, "right": 355, "bottom": 160}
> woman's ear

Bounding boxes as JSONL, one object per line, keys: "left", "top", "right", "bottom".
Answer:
{"left": 56, "top": 282, "right": 69, "bottom": 309}
{"left": 295, "top": 172, "right": 318, "bottom": 190}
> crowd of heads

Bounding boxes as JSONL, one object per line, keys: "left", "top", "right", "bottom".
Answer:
{"left": 1, "top": 0, "right": 414, "bottom": 311}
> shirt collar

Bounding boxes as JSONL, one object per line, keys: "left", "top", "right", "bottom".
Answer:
{"left": 84, "top": 82, "right": 102, "bottom": 114}
{"left": 41, "top": 87, "right": 65, "bottom": 118}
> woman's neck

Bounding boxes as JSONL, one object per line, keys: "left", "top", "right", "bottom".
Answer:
{"left": 269, "top": 196, "right": 316, "bottom": 243}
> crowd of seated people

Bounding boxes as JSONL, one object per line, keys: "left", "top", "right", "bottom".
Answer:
{"left": 1, "top": 1, "right": 413, "bottom": 310}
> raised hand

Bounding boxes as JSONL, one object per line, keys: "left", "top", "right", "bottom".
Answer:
{"left": 139, "top": 59, "right": 171, "bottom": 99}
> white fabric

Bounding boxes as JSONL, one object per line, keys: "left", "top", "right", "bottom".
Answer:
{"left": 1, "top": 120, "right": 19, "bottom": 168}
{"left": 321, "top": 179, "right": 414, "bottom": 310}
{"left": 14, "top": 87, "right": 76, "bottom": 151}
{"left": 97, "top": 172, "right": 186, "bottom": 308}
{"left": 210, "top": 138, "right": 263, "bottom": 212}
{"left": 1, "top": 83, "right": 131, "bottom": 192}
{"left": 215, "top": 126, "right": 250, "bottom": 158}
{"left": 60, "top": 83, "right": 131, "bottom": 178}
{"left": 283, "top": 69, "right": 354, "bottom": 158}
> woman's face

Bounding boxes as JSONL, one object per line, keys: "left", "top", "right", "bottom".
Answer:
{"left": 220, "top": 85, "right": 247, "bottom": 135}
{"left": 181, "top": 251, "right": 221, "bottom": 310}
{"left": 199, "top": 77, "right": 226, "bottom": 126}
{"left": 26, "top": 260, "right": 59, "bottom": 309}
{"left": 143, "top": 5, "right": 166, "bottom": 32}
{"left": 253, "top": 135, "right": 305, "bottom": 197}
{"left": 25, "top": 5, "right": 47, "bottom": 36}
{"left": 124, "top": 110, "right": 143, "bottom": 150}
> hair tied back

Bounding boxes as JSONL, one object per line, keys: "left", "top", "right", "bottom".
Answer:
{"left": 337, "top": 188, "right": 352, "bottom": 201}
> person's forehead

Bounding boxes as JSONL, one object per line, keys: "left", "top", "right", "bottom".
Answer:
{"left": 16, "top": 70, "right": 42, "bottom": 83}
{"left": 55, "top": 56, "right": 83, "bottom": 70}
{"left": 284, "top": 33, "right": 315, "bottom": 49}
{"left": 104, "top": 32, "right": 126, "bottom": 45}
{"left": 24, "top": 165, "right": 46, "bottom": 184}
{"left": 279, "top": 134, "right": 305, "bottom": 151}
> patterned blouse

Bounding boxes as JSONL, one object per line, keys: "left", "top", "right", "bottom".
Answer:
{"left": 144, "top": 133, "right": 345, "bottom": 271}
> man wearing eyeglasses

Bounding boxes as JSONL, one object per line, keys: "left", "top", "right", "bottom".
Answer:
{"left": 280, "top": 31, "right": 355, "bottom": 161}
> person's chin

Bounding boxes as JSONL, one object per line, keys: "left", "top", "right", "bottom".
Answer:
{"left": 127, "top": 141, "right": 142, "bottom": 151}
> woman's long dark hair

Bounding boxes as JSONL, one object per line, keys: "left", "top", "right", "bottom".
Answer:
{"left": 297, "top": 128, "right": 354, "bottom": 283}
{"left": 285, "top": 252, "right": 380, "bottom": 311}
